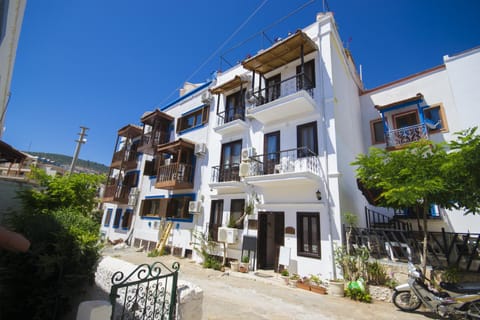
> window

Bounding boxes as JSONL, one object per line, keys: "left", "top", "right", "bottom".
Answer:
{"left": 166, "top": 195, "right": 193, "bottom": 219}
{"left": 265, "top": 74, "right": 281, "bottom": 102}
{"left": 209, "top": 200, "right": 224, "bottom": 241}
{"left": 297, "top": 212, "right": 321, "bottom": 258}
{"left": 394, "top": 111, "right": 418, "bottom": 129}
{"left": 297, "top": 121, "right": 318, "bottom": 157}
{"left": 113, "top": 208, "right": 122, "bottom": 228}
{"left": 140, "top": 198, "right": 168, "bottom": 217}
{"left": 177, "top": 105, "right": 210, "bottom": 132}
{"left": 219, "top": 140, "right": 242, "bottom": 182}
{"left": 264, "top": 131, "right": 280, "bottom": 174}
{"left": 423, "top": 104, "right": 447, "bottom": 133}
{"left": 104, "top": 208, "right": 113, "bottom": 227}
{"left": 229, "top": 199, "right": 245, "bottom": 229}
{"left": 296, "top": 60, "right": 316, "bottom": 90}
{"left": 121, "top": 209, "right": 133, "bottom": 230}
{"left": 225, "top": 89, "right": 245, "bottom": 122}
{"left": 140, "top": 195, "right": 194, "bottom": 219}
{"left": 370, "top": 119, "right": 385, "bottom": 144}
{"left": 123, "top": 171, "right": 139, "bottom": 188}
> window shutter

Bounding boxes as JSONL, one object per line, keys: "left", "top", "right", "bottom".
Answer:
{"left": 202, "top": 105, "right": 210, "bottom": 124}
{"left": 176, "top": 118, "right": 182, "bottom": 133}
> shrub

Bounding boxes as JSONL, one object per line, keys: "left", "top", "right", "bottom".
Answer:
{"left": 366, "top": 261, "right": 388, "bottom": 285}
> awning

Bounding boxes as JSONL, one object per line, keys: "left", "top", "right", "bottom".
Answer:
{"left": 141, "top": 109, "right": 174, "bottom": 125}
{"left": 0, "top": 140, "right": 27, "bottom": 163}
{"left": 157, "top": 138, "right": 195, "bottom": 154}
{"left": 241, "top": 30, "right": 318, "bottom": 74}
{"left": 117, "top": 124, "right": 143, "bottom": 138}
{"left": 375, "top": 93, "right": 424, "bottom": 112}
{"left": 210, "top": 74, "right": 251, "bottom": 94}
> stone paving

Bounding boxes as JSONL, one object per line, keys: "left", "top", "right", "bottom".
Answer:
{"left": 96, "top": 246, "right": 433, "bottom": 320}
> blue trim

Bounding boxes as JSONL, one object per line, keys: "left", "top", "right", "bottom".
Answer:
{"left": 141, "top": 216, "right": 161, "bottom": 220}
{"left": 160, "top": 81, "right": 212, "bottom": 111}
{"left": 140, "top": 216, "right": 194, "bottom": 223}
{"left": 171, "top": 192, "right": 196, "bottom": 199}
{"left": 181, "top": 104, "right": 206, "bottom": 116}
{"left": 149, "top": 175, "right": 157, "bottom": 180}
{"left": 378, "top": 97, "right": 424, "bottom": 114}
{"left": 178, "top": 122, "right": 207, "bottom": 135}
{"left": 145, "top": 194, "right": 166, "bottom": 199}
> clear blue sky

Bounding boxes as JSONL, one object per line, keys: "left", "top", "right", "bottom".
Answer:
{"left": 3, "top": 0, "right": 480, "bottom": 166}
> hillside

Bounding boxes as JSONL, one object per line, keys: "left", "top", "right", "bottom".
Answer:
{"left": 27, "top": 152, "right": 109, "bottom": 174}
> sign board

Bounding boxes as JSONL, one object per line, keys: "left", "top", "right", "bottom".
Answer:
{"left": 278, "top": 246, "right": 290, "bottom": 268}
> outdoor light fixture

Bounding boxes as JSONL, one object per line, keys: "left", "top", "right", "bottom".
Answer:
{"left": 316, "top": 189, "right": 322, "bottom": 200}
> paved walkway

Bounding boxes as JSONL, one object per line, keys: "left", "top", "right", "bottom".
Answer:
{"left": 100, "top": 246, "right": 434, "bottom": 320}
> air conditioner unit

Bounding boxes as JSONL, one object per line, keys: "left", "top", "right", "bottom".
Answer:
{"left": 245, "top": 89, "right": 257, "bottom": 104}
{"left": 194, "top": 143, "right": 207, "bottom": 156}
{"left": 241, "top": 147, "right": 256, "bottom": 162}
{"left": 239, "top": 162, "right": 250, "bottom": 177}
{"left": 201, "top": 91, "right": 213, "bottom": 104}
{"left": 188, "top": 200, "right": 202, "bottom": 214}
{"left": 217, "top": 227, "right": 238, "bottom": 244}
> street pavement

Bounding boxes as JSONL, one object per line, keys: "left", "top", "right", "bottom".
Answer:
{"left": 99, "top": 246, "right": 435, "bottom": 320}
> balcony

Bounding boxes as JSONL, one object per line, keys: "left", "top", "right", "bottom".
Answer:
{"left": 246, "top": 73, "right": 316, "bottom": 125}
{"left": 386, "top": 124, "right": 428, "bottom": 149}
{"left": 103, "top": 183, "right": 130, "bottom": 204}
{"left": 155, "top": 163, "right": 194, "bottom": 190}
{"left": 214, "top": 107, "right": 249, "bottom": 136}
{"left": 209, "top": 163, "right": 243, "bottom": 193}
{"left": 244, "top": 147, "right": 323, "bottom": 187}
{"left": 137, "top": 130, "right": 171, "bottom": 155}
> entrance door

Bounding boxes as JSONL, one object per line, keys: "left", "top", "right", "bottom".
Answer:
{"left": 257, "top": 212, "right": 284, "bottom": 270}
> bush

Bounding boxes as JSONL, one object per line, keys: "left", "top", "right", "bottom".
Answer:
{"left": 0, "top": 208, "right": 101, "bottom": 319}
{"left": 346, "top": 279, "right": 372, "bottom": 303}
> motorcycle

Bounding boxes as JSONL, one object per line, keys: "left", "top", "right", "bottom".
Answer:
{"left": 393, "top": 262, "right": 480, "bottom": 319}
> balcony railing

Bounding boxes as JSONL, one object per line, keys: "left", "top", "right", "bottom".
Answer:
{"left": 216, "top": 107, "right": 245, "bottom": 126}
{"left": 156, "top": 163, "right": 193, "bottom": 185}
{"left": 139, "top": 131, "right": 170, "bottom": 149}
{"left": 103, "top": 183, "right": 130, "bottom": 204}
{"left": 211, "top": 163, "right": 241, "bottom": 183}
{"left": 248, "top": 73, "right": 314, "bottom": 108}
{"left": 248, "top": 147, "right": 321, "bottom": 177}
{"left": 386, "top": 124, "right": 428, "bottom": 148}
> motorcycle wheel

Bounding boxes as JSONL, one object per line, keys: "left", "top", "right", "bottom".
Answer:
{"left": 392, "top": 291, "right": 422, "bottom": 312}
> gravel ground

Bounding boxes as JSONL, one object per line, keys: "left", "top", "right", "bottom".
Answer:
{"left": 96, "top": 245, "right": 434, "bottom": 320}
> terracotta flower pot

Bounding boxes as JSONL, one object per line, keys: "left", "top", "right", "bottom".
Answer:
{"left": 310, "top": 284, "right": 327, "bottom": 294}
{"left": 296, "top": 280, "right": 310, "bottom": 291}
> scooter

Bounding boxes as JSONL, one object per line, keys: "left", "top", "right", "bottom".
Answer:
{"left": 393, "top": 262, "right": 480, "bottom": 319}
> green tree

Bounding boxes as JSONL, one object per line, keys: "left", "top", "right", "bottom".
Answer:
{"left": 352, "top": 139, "right": 449, "bottom": 274}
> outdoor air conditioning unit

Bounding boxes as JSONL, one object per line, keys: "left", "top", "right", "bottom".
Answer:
{"left": 194, "top": 143, "right": 207, "bottom": 156}
{"left": 201, "top": 91, "right": 213, "bottom": 104}
{"left": 188, "top": 200, "right": 202, "bottom": 214}
{"left": 239, "top": 162, "right": 250, "bottom": 177}
{"left": 241, "top": 147, "right": 256, "bottom": 162}
{"left": 217, "top": 227, "right": 238, "bottom": 244}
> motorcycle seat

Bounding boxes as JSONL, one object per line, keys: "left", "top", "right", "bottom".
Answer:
{"left": 440, "top": 281, "right": 480, "bottom": 294}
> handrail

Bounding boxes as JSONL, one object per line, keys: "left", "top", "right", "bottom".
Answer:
{"left": 248, "top": 147, "right": 320, "bottom": 176}
{"left": 385, "top": 123, "right": 428, "bottom": 148}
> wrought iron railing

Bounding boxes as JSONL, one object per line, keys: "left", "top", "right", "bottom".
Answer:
{"left": 385, "top": 123, "right": 428, "bottom": 148}
{"left": 156, "top": 163, "right": 193, "bottom": 184}
{"left": 247, "top": 73, "right": 314, "bottom": 108}
{"left": 211, "top": 163, "right": 241, "bottom": 183}
{"left": 109, "top": 261, "right": 180, "bottom": 320}
{"left": 248, "top": 147, "right": 320, "bottom": 177}
{"left": 216, "top": 107, "right": 245, "bottom": 126}
{"left": 365, "top": 207, "right": 412, "bottom": 231}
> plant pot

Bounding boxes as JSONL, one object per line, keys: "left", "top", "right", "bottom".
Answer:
{"left": 328, "top": 280, "right": 345, "bottom": 297}
{"left": 239, "top": 262, "right": 249, "bottom": 273}
{"left": 310, "top": 284, "right": 327, "bottom": 294}
{"left": 230, "top": 261, "right": 239, "bottom": 272}
{"left": 296, "top": 280, "right": 310, "bottom": 291}
{"left": 281, "top": 275, "right": 290, "bottom": 285}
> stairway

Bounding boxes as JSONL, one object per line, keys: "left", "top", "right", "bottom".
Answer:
{"left": 156, "top": 221, "right": 173, "bottom": 253}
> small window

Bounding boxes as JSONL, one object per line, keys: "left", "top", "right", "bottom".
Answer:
{"left": 121, "top": 209, "right": 133, "bottom": 230}
{"left": 209, "top": 200, "right": 224, "bottom": 241}
{"left": 370, "top": 119, "right": 385, "bottom": 144}
{"left": 229, "top": 199, "right": 245, "bottom": 229}
{"left": 423, "top": 104, "right": 447, "bottom": 133}
{"left": 177, "top": 105, "right": 210, "bottom": 133}
{"left": 140, "top": 198, "right": 168, "bottom": 217}
{"left": 297, "top": 121, "right": 318, "bottom": 157}
{"left": 113, "top": 208, "right": 122, "bottom": 228}
{"left": 104, "top": 208, "right": 113, "bottom": 227}
{"left": 297, "top": 212, "right": 321, "bottom": 258}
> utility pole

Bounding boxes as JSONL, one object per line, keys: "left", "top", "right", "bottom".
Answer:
{"left": 69, "top": 126, "right": 88, "bottom": 174}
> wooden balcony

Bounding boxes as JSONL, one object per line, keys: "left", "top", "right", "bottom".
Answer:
{"left": 102, "top": 184, "right": 129, "bottom": 204}
{"left": 155, "top": 163, "right": 193, "bottom": 190}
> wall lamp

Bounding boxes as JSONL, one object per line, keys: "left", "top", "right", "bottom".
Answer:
{"left": 316, "top": 189, "right": 322, "bottom": 201}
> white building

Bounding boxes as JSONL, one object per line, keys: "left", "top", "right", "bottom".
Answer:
{"left": 0, "top": 0, "right": 26, "bottom": 137}
{"left": 101, "top": 12, "right": 480, "bottom": 278}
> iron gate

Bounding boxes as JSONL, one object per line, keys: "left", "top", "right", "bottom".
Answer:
{"left": 109, "top": 261, "right": 180, "bottom": 320}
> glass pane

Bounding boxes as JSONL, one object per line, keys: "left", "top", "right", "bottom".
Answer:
{"left": 395, "top": 112, "right": 418, "bottom": 128}
{"left": 303, "top": 217, "right": 309, "bottom": 252}
{"left": 231, "top": 142, "right": 242, "bottom": 165}
{"left": 373, "top": 121, "right": 385, "bottom": 143}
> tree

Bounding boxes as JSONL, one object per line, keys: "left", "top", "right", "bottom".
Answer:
{"left": 353, "top": 128, "right": 480, "bottom": 274}
{"left": 352, "top": 139, "right": 449, "bottom": 274}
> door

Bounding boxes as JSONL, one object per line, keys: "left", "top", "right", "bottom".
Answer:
{"left": 209, "top": 200, "right": 223, "bottom": 241}
{"left": 266, "top": 74, "right": 281, "bottom": 103}
{"left": 257, "top": 212, "right": 285, "bottom": 270}
{"left": 264, "top": 131, "right": 280, "bottom": 174}
{"left": 220, "top": 140, "right": 242, "bottom": 182}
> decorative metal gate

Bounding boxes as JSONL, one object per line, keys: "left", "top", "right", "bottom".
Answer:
{"left": 109, "top": 261, "right": 180, "bottom": 320}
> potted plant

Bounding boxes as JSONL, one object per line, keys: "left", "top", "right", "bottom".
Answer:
{"left": 280, "top": 269, "right": 290, "bottom": 285}
{"left": 239, "top": 255, "right": 249, "bottom": 273}
{"left": 295, "top": 275, "right": 310, "bottom": 291}
{"left": 309, "top": 274, "right": 327, "bottom": 294}
{"left": 230, "top": 259, "right": 239, "bottom": 272}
